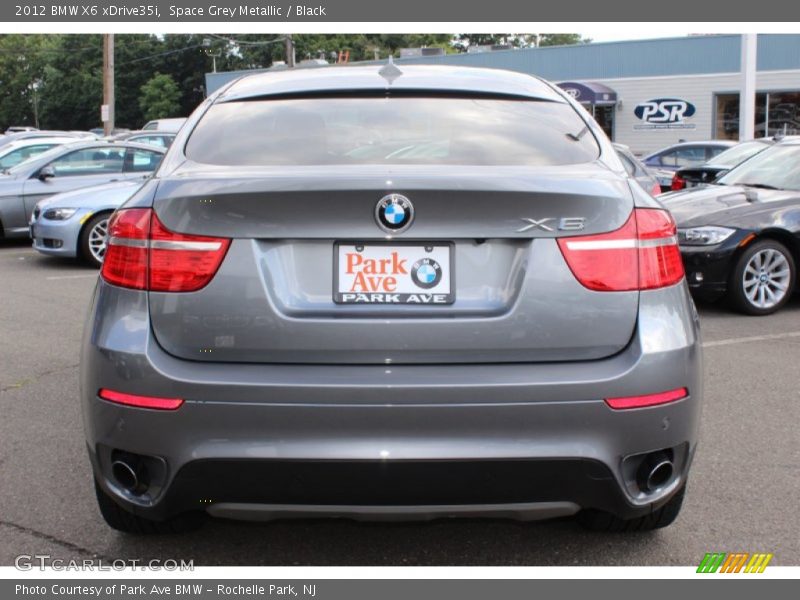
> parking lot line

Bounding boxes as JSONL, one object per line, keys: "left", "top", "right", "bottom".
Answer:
{"left": 703, "top": 330, "right": 800, "bottom": 348}
{"left": 45, "top": 274, "right": 98, "bottom": 281}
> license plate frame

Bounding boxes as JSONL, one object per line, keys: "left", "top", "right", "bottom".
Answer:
{"left": 334, "top": 241, "right": 455, "bottom": 305}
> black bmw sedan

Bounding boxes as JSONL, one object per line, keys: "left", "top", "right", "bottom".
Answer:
{"left": 661, "top": 137, "right": 800, "bottom": 315}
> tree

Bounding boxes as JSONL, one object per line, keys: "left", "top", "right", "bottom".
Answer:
{"left": 0, "top": 34, "right": 67, "bottom": 129}
{"left": 139, "top": 73, "right": 181, "bottom": 122}
{"left": 38, "top": 34, "right": 103, "bottom": 130}
{"left": 453, "top": 33, "right": 590, "bottom": 51}
{"left": 539, "top": 34, "right": 591, "bottom": 47}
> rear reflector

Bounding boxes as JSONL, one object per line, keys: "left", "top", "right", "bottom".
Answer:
{"left": 605, "top": 387, "right": 688, "bottom": 410}
{"left": 557, "top": 208, "right": 684, "bottom": 291}
{"left": 98, "top": 388, "right": 184, "bottom": 410}
{"left": 101, "top": 209, "right": 230, "bottom": 292}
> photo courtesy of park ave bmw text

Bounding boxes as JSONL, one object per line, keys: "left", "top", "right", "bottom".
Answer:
{"left": 0, "top": 0, "right": 798, "bottom": 596}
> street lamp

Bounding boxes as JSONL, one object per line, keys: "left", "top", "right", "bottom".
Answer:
{"left": 203, "top": 37, "right": 221, "bottom": 73}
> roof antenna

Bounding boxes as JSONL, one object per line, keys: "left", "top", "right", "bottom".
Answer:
{"left": 378, "top": 55, "right": 403, "bottom": 85}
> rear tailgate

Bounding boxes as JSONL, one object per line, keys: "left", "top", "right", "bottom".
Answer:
{"left": 146, "top": 164, "right": 638, "bottom": 365}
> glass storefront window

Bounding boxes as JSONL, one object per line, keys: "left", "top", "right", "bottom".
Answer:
{"left": 715, "top": 92, "right": 800, "bottom": 139}
{"left": 767, "top": 92, "right": 800, "bottom": 136}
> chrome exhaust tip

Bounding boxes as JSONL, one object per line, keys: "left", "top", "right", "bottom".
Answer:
{"left": 637, "top": 452, "right": 674, "bottom": 492}
{"left": 111, "top": 459, "right": 148, "bottom": 495}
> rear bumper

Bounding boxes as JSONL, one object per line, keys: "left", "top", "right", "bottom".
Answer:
{"left": 81, "top": 279, "right": 703, "bottom": 522}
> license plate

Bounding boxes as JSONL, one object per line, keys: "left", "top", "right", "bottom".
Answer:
{"left": 335, "top": 242, "right": 454, "bottom": 304}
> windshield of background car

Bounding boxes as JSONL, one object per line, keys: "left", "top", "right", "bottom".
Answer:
{"left": 710, "top": 141, "right": 769, "bottom": 168}
{"left": 184, "top": 96, "right": 600, "bottom": 166}
{"left": 5, "top": 144, "right": 68, "bottom": 175}
{"left": 718, "top": 144, "right": 800, "bottom": 191}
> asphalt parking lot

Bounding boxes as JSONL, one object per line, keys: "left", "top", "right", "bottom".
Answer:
{"left": 1, "top": 237, "right": 798, "bottom": 567}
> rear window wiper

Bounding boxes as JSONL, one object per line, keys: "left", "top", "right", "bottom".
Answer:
{"left": 566, "top": 125, "right": 589, "bottom": 142}
{"left": 738, "top": 182, "right": 781, "bottom": 190}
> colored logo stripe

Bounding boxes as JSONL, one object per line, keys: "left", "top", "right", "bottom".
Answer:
{"left": 745, "top": 553, "right": 773, "bottom": 573}
{"left": 697, "top": 552, "right": 773, "bottom": 573}
{"left": 697, "top": 552, "right": 726, "bottom": 573}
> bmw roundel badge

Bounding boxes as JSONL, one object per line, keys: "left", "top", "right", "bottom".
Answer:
{"left": 375, "top": 194, "right": 414, "bottom": 233}
{"left": 411, "top": 257, "right": 442, "bottom": 289}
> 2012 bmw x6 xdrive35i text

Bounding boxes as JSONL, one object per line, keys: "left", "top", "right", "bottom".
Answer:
{"left": 81, "top": 65, "right": 702, "bottom": 534}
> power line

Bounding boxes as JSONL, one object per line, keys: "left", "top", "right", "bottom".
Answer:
{"left": 116, "top": 44, "right": 206, "bottom": 66}
{"left": 207, "top": 34, "right": 287, "bottom": 46}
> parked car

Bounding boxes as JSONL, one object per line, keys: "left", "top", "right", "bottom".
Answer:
{"left": 613, "top": 143, "right": 661, "bottom": 196}
{"left": 661, "top": 137, "right": 800, "bottom": 315}
{"left": 0, "top": 129, "right": 94, "bottom": 150}
{"left": 5, "top": 126, "right": 39, "bottom": 133}
{"left": 0, "top": 140, "right": 164, "bottom": 238}
{"left": 108, "top": 130, "right": 176, "bottom": 149}
{"left": 83, "top": 65, "right": 701, "bottom": 535}
{"left": 142, "top": 117, "right": 186, "bottom": 132}
{"left": 643, "top": 140, "right": 737, "bottom": 191}
{"left": 669, "top": 139, "right": 774, "bottom": 191}
{"left": 31, "top": 179, "right": 150, "bottom": 267}
{"left": 0, "top": 136, "right": 77, "bottom": 170}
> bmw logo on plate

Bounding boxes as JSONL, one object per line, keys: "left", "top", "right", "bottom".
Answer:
{"left": 375, "top": 194, "right": 414, "bottom": 233}
{"left": 411, "top": 257, "right": 442, "bottom": 289}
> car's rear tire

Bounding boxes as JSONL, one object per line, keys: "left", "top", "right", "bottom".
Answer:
{"left": 728, "top": 239, "right": 795, "bottom": 316}
{"left": 577, "top": 485, "right": 685, "bottom": 532}
{"left": 79, "top": 213, "right": 111, "bottom": 268}
{"left": 94, "top": 479, "right": 204, "bottom": 534}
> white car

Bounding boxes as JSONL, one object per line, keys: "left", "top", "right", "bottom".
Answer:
{"left": 0, "top": 137, "right": 77, "bottom": 170}
{"left": 142, "top": 118, "right": 186, "bottom": 132}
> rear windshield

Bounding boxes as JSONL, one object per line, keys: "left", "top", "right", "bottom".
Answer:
{"left": 185, "top": 96, "right": 600, "bottom": 167}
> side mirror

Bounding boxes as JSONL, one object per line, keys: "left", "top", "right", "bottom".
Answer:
{"left": 38, "top": 165, "right": 55, "bottom": 181}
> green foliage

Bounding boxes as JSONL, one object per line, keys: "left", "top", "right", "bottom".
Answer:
{"left": 539, "top": 34, "right": 591, "bottom": 46}
{"left": 139, "top": 73, "right": 181, "bottom": 122}
{"left": 0, "top": 33, "right": 590, "bottom": 131}
{"left": 454, "top": 33, "right": 590, "bottom": 51}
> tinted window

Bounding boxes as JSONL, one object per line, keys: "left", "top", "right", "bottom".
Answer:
{"left": 616, "top": 151, "right": 637, "bottom": 177}
{"left": 130, "top": 135, "right": 172, "bottom": 148}
{"left": 185, "top": 97, "right": 600, "bottom": 167}
{"left": 124, "top": 148, "right": 163, "bottom": 172}
{"left": 709, "top": 141, "right": 768, "bottom": 168}
{"left": 706, "top": 146, "right": 728, "bottom": 160}
{"left": 659, "top": 147, "right": 707, "bottom": 168}
{"left": 47, "top": 147, "right": 125, "bottom": 176}
{"left": 0, "top": 144, "right": 56, "bottom": 168}
{"left": 718, "top": 144, "right": 800, "bottom": 191}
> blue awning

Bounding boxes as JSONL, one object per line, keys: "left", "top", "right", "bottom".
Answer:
{"left": 557, "top": 81, "right": 617, "bottom": 105}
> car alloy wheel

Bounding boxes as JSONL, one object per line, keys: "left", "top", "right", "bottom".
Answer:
{"left": 731, "top": 239, "right": 796, "bottom": 315}
{"left": 88, "top": 217, "right": 109, "bottom": 264}
{"left": 742, "top": 248, "right": 791, "bottom": 310}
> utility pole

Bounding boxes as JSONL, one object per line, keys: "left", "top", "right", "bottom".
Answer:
{"left": 739, "top": 33, "right": 757, "bottom": 141}
{"left": 285, "top": 34, "right": 295, "bottom": 68}
{"left": 102, "top": 33, "right": 115, "bottom": 135}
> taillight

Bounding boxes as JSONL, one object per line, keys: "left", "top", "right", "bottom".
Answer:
{"left": 650, "top": 182, "right": 662, "bottom": 196}
{"left": 557, "top": 208, "right": 684, "bottom": 292}
{"left": 101, "top": 208, "right": 230, "bottom": 292}
{"left": 671, "top": 173, "right": 686, "bottom": 191}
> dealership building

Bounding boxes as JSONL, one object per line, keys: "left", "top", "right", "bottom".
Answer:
{"left": 206, "top": 34, "right": 800, "bottom": 156}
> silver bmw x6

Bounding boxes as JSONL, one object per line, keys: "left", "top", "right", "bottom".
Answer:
{"left": 81, "top": 65, "right": 702, "bottom": 534}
